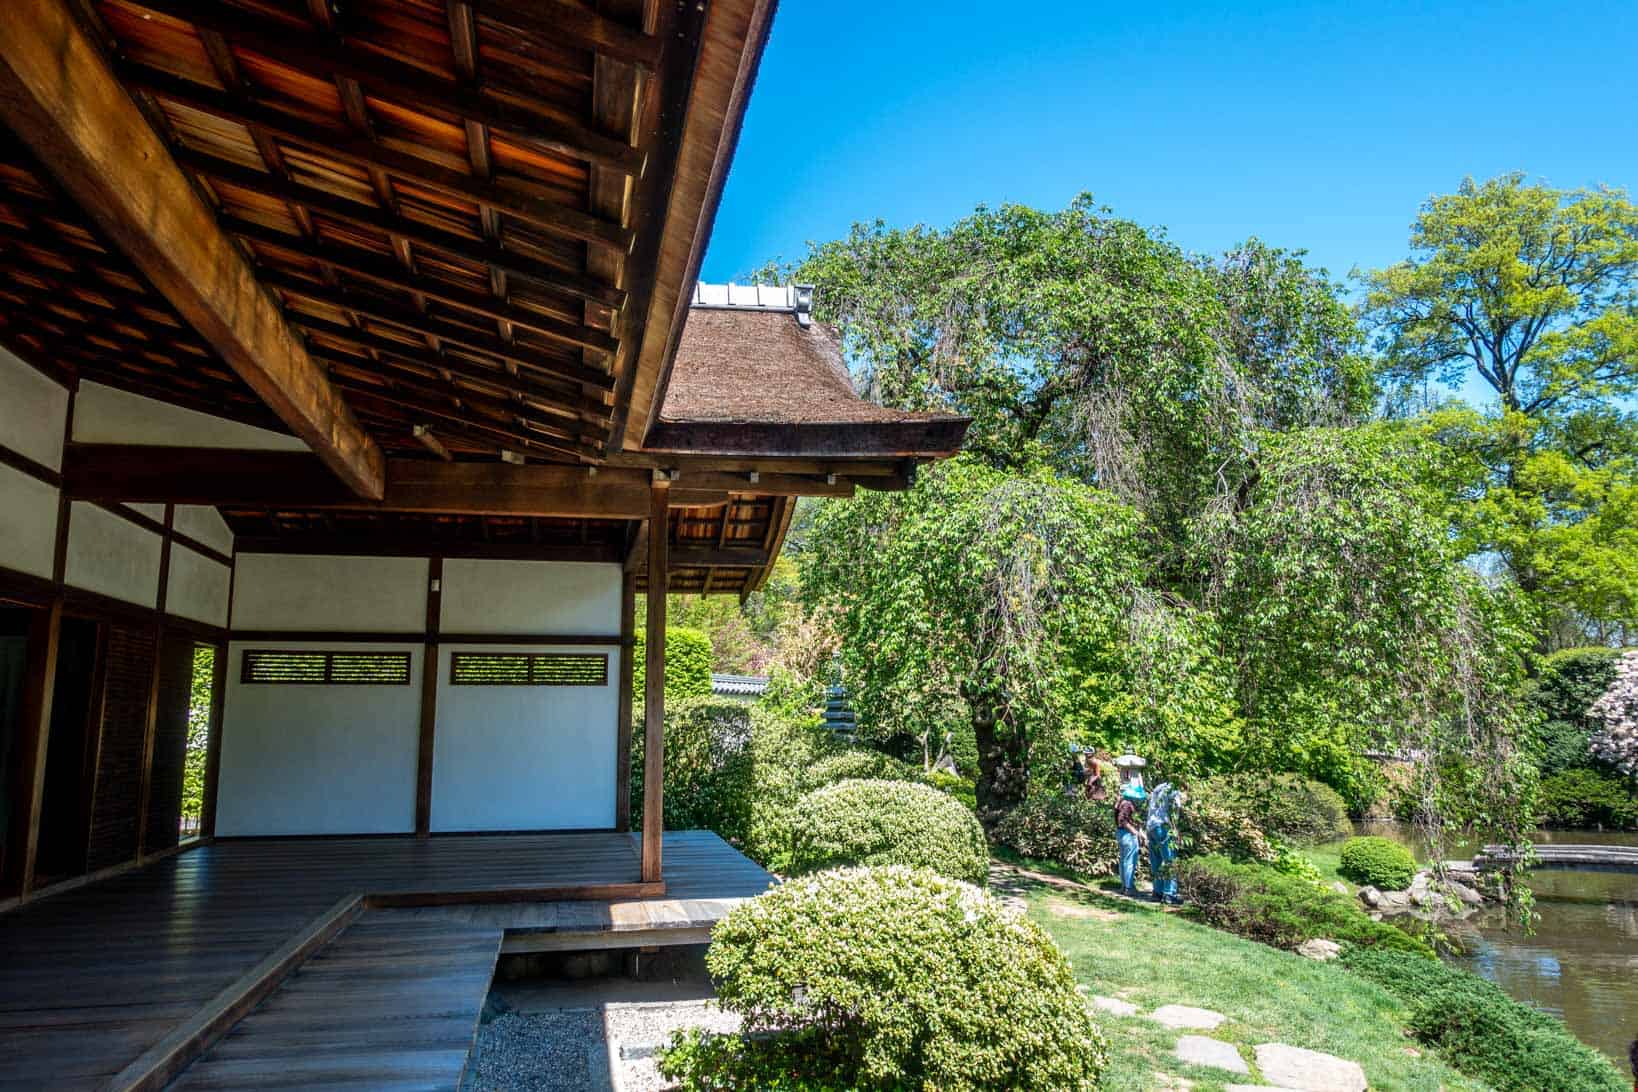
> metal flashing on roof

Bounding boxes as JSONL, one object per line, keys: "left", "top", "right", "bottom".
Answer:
{"left": 691, "top": 282, "right": 815, "bottom": 325}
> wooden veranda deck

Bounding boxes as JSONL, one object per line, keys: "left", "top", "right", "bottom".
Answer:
{"left": 0, "top": 831, "right": 773, "bottom": 1091}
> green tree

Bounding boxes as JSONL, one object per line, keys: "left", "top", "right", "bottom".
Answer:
{"left": 786, "top": 199, "right": 1373, "bottom": 580}
{"left": 1364, "top": 174, "right": 1638, "bottom": 643}
{"left": 803, "top": 457, "right": 1231, "bottom": 812}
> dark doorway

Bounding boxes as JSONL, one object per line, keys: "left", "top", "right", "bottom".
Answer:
{"left": 34, "top": 617, "right": 103, "bottom": 886}
{"left": 0, "top": 605, "right": 31, "bottom": 896}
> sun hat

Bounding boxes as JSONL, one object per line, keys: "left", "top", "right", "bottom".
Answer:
{"left": 1120, "top": 783, "right": 1147, "bottom": 802}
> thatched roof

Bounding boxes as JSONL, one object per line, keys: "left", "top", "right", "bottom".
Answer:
{"left": 648, "top": 306, "right": 968, "bottom": 457}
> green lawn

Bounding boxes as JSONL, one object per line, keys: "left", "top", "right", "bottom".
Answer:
{"left": 1010, "top": 869, "right": 1487, "bottom": 1092}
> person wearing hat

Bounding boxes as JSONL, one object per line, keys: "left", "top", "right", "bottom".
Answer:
{"left": 1115, "top": 781, "right": 1147, "bottom": 896}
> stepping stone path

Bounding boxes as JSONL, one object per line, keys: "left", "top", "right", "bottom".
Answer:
{"left": 1254, "top": 1043, "right": 1368, "bottom": 1092}
{"left": 1148, "top": 1004, "right": 1227, "bottom": 1030}
{"left": 1174, "top": 1034, "right": 1249, "bottom": 1075}
{"left": 1091, "top": 995, "right": 1139, "bottom": 1017}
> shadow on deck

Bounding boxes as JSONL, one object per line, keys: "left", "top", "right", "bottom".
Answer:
{"left": 0, "top": 831, "right": 773, "bottom": 1091}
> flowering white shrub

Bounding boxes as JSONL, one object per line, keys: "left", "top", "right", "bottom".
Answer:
{"left": 662, "top": 866, "right": 1107, "bottom": 1091}
{"left": 788, "top": 778, "right": 990, "bottom": 883}
{"left": 1587, "top": 651, "right": 1638, "bottom": 781}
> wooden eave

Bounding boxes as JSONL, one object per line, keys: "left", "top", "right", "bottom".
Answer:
{"left": 0, "top": 0, "right": 779, "bottom": 481}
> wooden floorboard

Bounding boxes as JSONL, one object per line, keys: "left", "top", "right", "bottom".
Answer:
{"left": 0, "top": 832, "right": 770, "bottom": 1091}
{"left": 167, "top": 912, "right": 501, "bottom": 1091}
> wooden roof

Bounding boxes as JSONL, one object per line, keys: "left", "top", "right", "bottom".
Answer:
{"left": 0, "top": 0, "right": 778, "bottom": 479}
{"left": 0, "top": 0, "right": 966, "bottom": 594}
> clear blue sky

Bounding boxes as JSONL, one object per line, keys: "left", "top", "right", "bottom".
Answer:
{"left": 700, "top": 0, "right": 1638, "bottom": 296}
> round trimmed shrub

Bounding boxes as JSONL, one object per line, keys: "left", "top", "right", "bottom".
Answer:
{"left": 663, "top": 866, "right": 1107, "bottom": 1091}
{"left": 992, "top": 794, "right": 1116, "bottom": 877}
{"left": 788, "top": 779, "right": 989, "bottom": 884}
{"left": 1338, "top": 835, "right": 1416, "bottom": 889}
{"left": 801, "top": 748, "right": 920, "bottom": 792}
{"left": 1195, "top": 772, "right": 1353, "bottom": 845}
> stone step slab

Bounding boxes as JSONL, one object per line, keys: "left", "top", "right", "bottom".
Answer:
{"left": 1254, "top": 1042, "right": 1367, "bottom": 1092}
{"left": 1174, "top": 1035, "right": 1249, "bottom": 1075}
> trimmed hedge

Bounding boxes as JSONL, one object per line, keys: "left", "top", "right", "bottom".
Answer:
{"left": 1195, "top": 772, "right": 1353, "bottom": 845}
{"left": 800, "top": 748, "right": 921, "bottom": 792}
{"left": 1528, "top": 647, "right": 1621, "bottom": 776}
{"left": 1175, "top": 855, "right": 1433, "bottom": 956}
{"left": 1538, "top": 768, "right": 1638, "bottom": 829}
{"left": 659, "top": 866, "right": 1107, "bottom": 1091}
{"left": 1342, "top": 947, "right": 1625, "bottom": 1092}
{"left": 789, "top": 779, "right": 990, "bottom": 884}
{"left": 992, "top": 794, "right": 1116, "bottom": 878}
{"left": 632, "top": 627, "right": 714, "bottom": 702}
{"left": 1338, "top": 835, "right": 1416, "bottom": 889}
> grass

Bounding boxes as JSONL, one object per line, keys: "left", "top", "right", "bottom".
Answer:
{"left": 1008, "top": 867, "right": 1487, "bottom": 1092}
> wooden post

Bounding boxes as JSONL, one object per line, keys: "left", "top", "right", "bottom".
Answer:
{"left": 198, "top": 638, "right": 227, "bottom": 839}
{"left": 415, "top": 557, "right": 443, "bottom": 836}
{"left": 614, "top": 570, "right": 636, "bottom": 832}
{"left": 12, "top": 599, "right": 63, "bottom": 895}
{"left": 641, "top": 480, "right": 668, "bottom": 883}
{"left": 134, "top": 505, "right": 174, "bottom": 861}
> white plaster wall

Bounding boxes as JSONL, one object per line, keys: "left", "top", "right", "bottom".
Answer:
{"left": 216, "top": 643, "right": 421, "bottom": 835}
{"left": 0, "top": 466, "right": 59, "bottom": 579}
{"left": 173, "top": 504, "right": 234, "bottom": 556}
{"left": 0, "top": 346, "right": 69, "bottom": 469}
{"left": 232, "top": 554, "right": 428, "bottom": 632}
{"left": 73, "top": 381, "right": 309, "bottom": 451}
{"left": 167, "top": 545, "right": 231, "bottom": 627}
{"left": 64, "top": 502, "right": 162, "bottom": 607}
{"left": 439, "top": 559, "right": 621, "bottom": 635}
{"left": 430, "top": 644, "right": 618, "bottom": 831}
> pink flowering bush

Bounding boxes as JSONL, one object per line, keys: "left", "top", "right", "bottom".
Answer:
{"left": 1587, "top": 651, "right": 1638, "bottom": 781}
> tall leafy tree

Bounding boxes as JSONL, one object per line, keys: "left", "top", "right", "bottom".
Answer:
{"left": 1364, "top": 174, "right": 1638, "bottom": 643}
{"left": 785, "top": 198, "right": 1373, "bottom": 581}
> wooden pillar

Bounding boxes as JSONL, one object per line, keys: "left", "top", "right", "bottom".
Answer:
{"left": 641, "top": 480, "right": 668, "bottom": 883}
{"left": 614, "top": 570, "right": 636, "bottom": 832}
{"left": 198, "top": 637, "right": 227, "bottom": 839}
{"left": 11, "top": 599, "right": 63, "bottom": 894}
{"left": 415, "top": 556, "right": 443, "bottom": 837}
{"left": 134, "top": 504, "right": 174, "bottom": 861}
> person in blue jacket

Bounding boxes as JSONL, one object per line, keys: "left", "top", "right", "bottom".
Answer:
{"left": 1145, "top": 781, "right": 1187, "bottom": 906}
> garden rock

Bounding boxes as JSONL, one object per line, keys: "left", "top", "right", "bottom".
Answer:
{"left": 1358, "top": 885, "right": 1411, "bottom": 912}
{"left": 1296, "top": 938, "right": 1341, "bottom": 961}
{"left": 1329, "top": 881, "right": 1350, "bottom": 896}
{"left": 1254, "top": 1043, "right": 1367, "bottom": 1092}
{"left": 1174, "top": 1035, "right": 1249, "bottom": 1074}
{"left": 1225, "top": 1087, "right": 1290, "bottom": 1092}
{"left": 1149, "top": 1004, "right": 1226, "bottom": 1030}
{"left": 1091, "top": 995, "right": 1139, "bottom": 1017}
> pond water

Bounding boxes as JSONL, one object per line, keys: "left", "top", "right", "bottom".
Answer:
{"left": 1357, "top": 822, "right": 1638, "bottom": 1067}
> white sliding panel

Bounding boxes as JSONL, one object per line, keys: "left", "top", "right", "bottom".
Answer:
{"left": 216, "top": 643, "right": 422, "bottom": 835}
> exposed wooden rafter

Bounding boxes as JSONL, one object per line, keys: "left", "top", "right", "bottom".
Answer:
{"left": 0, "top": 0, "right": 386, "bottom": 497}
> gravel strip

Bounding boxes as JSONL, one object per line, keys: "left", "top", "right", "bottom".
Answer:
{"left": 604, "top": 1000, "right": 743, "bottom": 1092}
{"left": 464, "top": 1009, "right": 609, "bottom": 1091}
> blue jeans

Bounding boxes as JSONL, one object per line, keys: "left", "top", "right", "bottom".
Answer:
{"left": 1117, "top": 829, "right": 1141, "bottom": 893}
{"left": 1148, "top": 823, "right": 1178, "bottom": 902}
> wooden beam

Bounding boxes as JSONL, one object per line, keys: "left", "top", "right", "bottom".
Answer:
{"left": 225, "top": 216, "right": 619, "bottom": 355}
{"left": 126, "top": 0, "right": 645, "bottom": 176}
{"left": 134, "top": 505, "right": 175, "bottom": 860}
{"left": 269, "top": 273, "right": 616, "bottom": 392}
{"left": 9, "top": 599, "right": 61, "bottom": 895}
{"left": 62, "top": 445, "right": 731, "bottom": 517}
{"left": 641, "top": 481, "right": 668, "bottom": 883}
{"left": 416, "top": 558, "right": 442, "bottom": 837}
{"left": 176, "top": 148, "right": 624, "bottom": 308}
{"left": 413, "top": 426, "right": 454, "bottom": 462}
{"left": 0, "top": 0, "right": 387, "bottom": 499}
{"left": 669, "top": 546, "right": 772, "bottom": 568}
{"left": 614, "top": 569, "right": 636, "bottom": 833}
{"left": 198, "top": 637, "right": 227, "bottom": 840}
{"left": 643, "top": 418, "right": 971, "bottom": 460}
{"left": 121, "top": 63, "right": 633, "bottom": 252}
{"left": 288, "top": 312, "right": 613, "bottom": 413}
{"left": 613, "top": 0, "right": 778, "bottom": 450}
{"left": 474, "top": 0, "right": 663, "bottom": 70}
